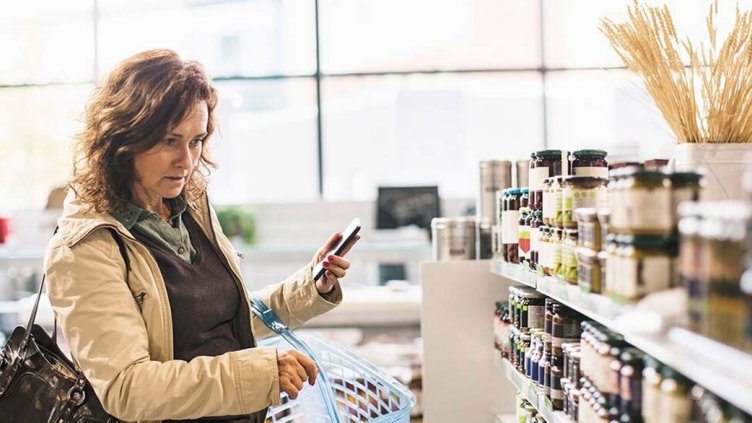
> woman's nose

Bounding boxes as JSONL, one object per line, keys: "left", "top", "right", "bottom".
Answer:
{"left": 175, "top": 145, "right": 193, "bottom": 168}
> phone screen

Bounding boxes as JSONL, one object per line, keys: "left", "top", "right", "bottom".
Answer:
{"left": 313, "top": 218, "right": 361, "bottom": 281}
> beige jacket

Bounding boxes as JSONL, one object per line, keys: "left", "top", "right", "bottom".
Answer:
{"left": 44, "top": 191, "right": 342, "bottom": 422}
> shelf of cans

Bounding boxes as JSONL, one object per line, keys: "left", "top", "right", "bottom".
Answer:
{"left": 494, "top": 290, "right": 752, "bottom": 422}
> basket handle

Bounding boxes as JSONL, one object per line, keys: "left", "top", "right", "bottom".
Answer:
{"left": 249, "top": 296, "right": 343, "bottom": 423}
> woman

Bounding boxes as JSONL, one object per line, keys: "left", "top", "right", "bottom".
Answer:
{"left": 44, "top": 49, "right": 358, "bottom": 422}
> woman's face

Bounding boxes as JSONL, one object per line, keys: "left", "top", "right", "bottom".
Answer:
{"left": 131, "top": 101, "right": 209, "bottom": 209}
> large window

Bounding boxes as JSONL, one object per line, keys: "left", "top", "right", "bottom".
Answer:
{"left": 1, "top": 0, "right": 732, "bottom": 209}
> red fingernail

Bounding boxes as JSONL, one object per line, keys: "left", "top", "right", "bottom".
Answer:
{"left": 328, "top": 255, "right": 334, "bottom": 261}
{"left": 322, "top": 261, "right": 329, "bottom": 268}
{"left": 326, "top": 270, "right": 331, "bottom": 276}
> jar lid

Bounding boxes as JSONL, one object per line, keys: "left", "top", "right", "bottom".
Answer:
{"left": 572, "top": 149, "right": 607, "bottom": 158}
{"left": 669, "top": 171, "right": 703, "bottom": 185}
{"left": 520, "top": 188, "right": 530, "bottom": 194}
{"left": 563, "top": 176, "right": 608, "bottom": 188}
{"left": 564, "top": 228, "right": 579, "bottom": 237}
{"left": 630, "top": 169, "right": 669, "bottom": 183}
{"left": 536, "top": 149, "right": 563, "bottom": 158}
{"left": 621, "top": 234, "right": 674, "bottom": 250}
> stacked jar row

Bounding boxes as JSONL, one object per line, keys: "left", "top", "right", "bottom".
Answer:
{"left": 494, "top": 293, "right": 752, "bottom": 422}
{"left": 571, "top": 166, "right": 703, "bottom": 303}
{"left": 678, "top": 201, "right": 752, "bottom": 353}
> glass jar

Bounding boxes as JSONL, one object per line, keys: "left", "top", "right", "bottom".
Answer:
{"left": 551, "top": 355, "right": 565, "bottom": 410}
{"left": 531, "top": 150, "right": 563, "bottom": 211}
{"left": 575, "top": 208, "right": 600, "bottom": 251}
{"left": 620, "top": 169, "right": 672, "bottom": 235}
{"left": 597, "top": 208, "right": 610, "bottom": 252}
{"left": 576, "top": 246, "right": 601, "bottom": 293}
{"left": 543, "top": 177, "right": 554, "bottom": 225}
{"left": 552, "top": 304, "right": 581, "bottom": 358}
{"left": 544, "top": 298, "right": 554, "bottom": 355}
{"left": 607, "top": 167, "right": 627, "bottom": 232}
{"left": 542, "top": 349, "right": 553, "bottom": 398}
{"left": 614, "top": 234, "right": 673, "bottom": 303}
{"left": 531, "top": 210, "right": 543, "bottom": 271}
{"left": 552, "top": 176, "right": 564, "bottom": 228}
{"left": 525, "top": 211, "right": 536, "bottom": 271}
{"left": 518, "top": 206, "right": 531, "bottom": 267}
{"left": 659, "top": 368, "right": 691, "bottom": 423}
{"left": 539, "top": 226, "right": 551, "bottom": 275}
{"left": 517, "top": 333, "right": 531, "bottom": 373}
{"left": 520, "top": 289, "right": 546, "bottom": 332}
{"left": 502, "top": 188, "right": 520, "bottom": 264}
{"left": 531, "top": 333, "right": 544, "bottom": 382}
{"left": 571, "top": 149, "right": 609, "bottom": 178}
{"left": 520, "top": 187, "right": 529, "bottom": 209}
{"left": 642, "top": 356, "right": 662, "bottom": 423}
{"left": 604, "top": 234, "right": 618, "bottom": 297}
{"left": 619, "top": 348, "right": 644, "bottom": 422}
{"left": 702, "top": 202, "right": 751, "bottom": 350}
{"left": 670, "top": 172, "right": 702, "bottom": 227}
{"left": 562, "top": 176, "right": 608, "bottom": 229}
{"left": 607, "top": 344, "right": 623, "bottom": 410}
{"left": 597, "top": 251, "right": 608, "bottom": 296}
{"left": 563, "top": 229, "right": 579, "bottom": 285}
{"left": 494, "top": 190, "right": 505, "bottom": 260}
{"left": 553, "top": 227, "right": 564, "bottom": 278}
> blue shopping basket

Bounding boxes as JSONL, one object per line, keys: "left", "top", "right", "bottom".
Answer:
{"left": 250, "top": 297, "right": 416, "bottom": 422}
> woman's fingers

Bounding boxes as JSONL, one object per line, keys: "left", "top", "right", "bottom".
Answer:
{"left": 278, "top": 350, "right": 317, "bottom": 399}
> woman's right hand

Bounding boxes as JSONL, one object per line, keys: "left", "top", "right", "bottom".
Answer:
{"left": 276, "top": 350, "right": 318, "bottom": 399}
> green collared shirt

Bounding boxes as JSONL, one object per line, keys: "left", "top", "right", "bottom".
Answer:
{"left": 112, "top": 197, "right": 196, "bottom": 263}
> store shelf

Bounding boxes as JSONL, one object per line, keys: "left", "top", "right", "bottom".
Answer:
{"left": 499, "top": 355, "right": 539, "bottom": 410}
{"left": 496, "top": 355, "right": 569, "bottom": 423}
{"left": 490, "top": 260, "right": 536, "bottom": 288}
{"left": 535, "top": 275, "right": 633, "bottom": 329}
{"left": 492, "top": 263, "right": 752, "bottom": 416}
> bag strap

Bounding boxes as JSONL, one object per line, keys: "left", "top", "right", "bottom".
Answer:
{"left": 20, "top": 227, "right": 131, "bottom": 356}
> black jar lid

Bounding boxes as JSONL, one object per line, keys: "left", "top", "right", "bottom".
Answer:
{"left": 536, "top": 149, "right": 563, "bottom": 158}
{"left": 669, "top": 171, "right": 703, "bottom": 185}
{"left": 572, "top": 149, "right": 607, "bottom": 158}
{"left": 620, "top": 234, "right": 675, "bottom": 250}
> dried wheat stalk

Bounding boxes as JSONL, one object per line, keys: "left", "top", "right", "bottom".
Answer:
{"left": 601, "top": 0, "right": 752, "bottom": 143}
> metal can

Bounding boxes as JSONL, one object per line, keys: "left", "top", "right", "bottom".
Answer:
{"left": 431, "top": 217, "right": 477, "bottom": 261}
{"left": 478, "top": 160, "right": 512, "bottom": 223}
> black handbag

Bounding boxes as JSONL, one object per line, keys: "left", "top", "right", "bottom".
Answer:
{"left": 0, "top": 229, "right": 125, "bottom": 422}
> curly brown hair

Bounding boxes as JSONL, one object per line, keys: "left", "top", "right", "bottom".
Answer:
{"left": 72, "top": 49, "right": 218, "bottom": 213}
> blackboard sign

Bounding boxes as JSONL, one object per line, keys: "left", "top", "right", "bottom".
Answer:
{"left": 376, "top": 186, "right": 441, "bottom": 230}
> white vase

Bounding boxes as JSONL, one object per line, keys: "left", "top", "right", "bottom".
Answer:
{"left": 671, "top": 143, "right": 752, "bottom": 201}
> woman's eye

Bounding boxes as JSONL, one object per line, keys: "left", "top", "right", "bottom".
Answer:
{"left": 163, "top": 138, "right": 178, "bottom": 146}
{"left": 190, "top": 138, "right": 205, "bottom": 147}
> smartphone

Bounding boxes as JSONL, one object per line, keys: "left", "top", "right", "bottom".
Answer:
{"left": 313, "top": 218, "right": 362, "bottom": 281}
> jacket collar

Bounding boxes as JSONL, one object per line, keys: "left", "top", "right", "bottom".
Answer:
{"left": 59, "top": 188, "right": 207, "bottom": 248}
